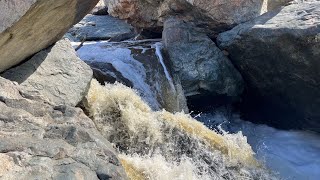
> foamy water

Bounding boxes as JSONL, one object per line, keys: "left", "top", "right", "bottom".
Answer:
{"left": 84, "top": 80, "right": 277, "bottom": 180}
{"left": 198, "top": 113, "right": 320, "bottom": 180}
{"left": 75, "top": 41, "right": 160, "bottom": 109}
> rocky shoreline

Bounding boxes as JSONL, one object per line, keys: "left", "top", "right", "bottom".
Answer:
{"left": 0, "top": 0, "right": 319, "bottom": 179}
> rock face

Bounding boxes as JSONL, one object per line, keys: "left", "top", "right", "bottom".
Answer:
{"left": 267, "top": 0, "right": 292, "bottom": 10}
{"left": 91, "top": 0, "right": 109, "bottom": 15}
{"left": 163, "top": 18, "right": 244, "bottom": 100}
{"left": 68, "top": 15, "right": 135, "bottom": 42}
{"left": 106, "top": 0, "right": 289, "bottom": 35}
{"left": 0, "top": 77, "right": 127, "bottom": 179}
{"left": 0, "top": 0, "right": 99, "bottom": 72}
{"left": 217, "top": 1, "right": 320, "bottom": 132}
{"left": 1, "top": 39, "right": 93, "bottom": 107}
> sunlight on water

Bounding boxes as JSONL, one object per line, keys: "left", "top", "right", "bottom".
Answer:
{"left": 198, "top": 112, "right": 320, "bottom": 180}
{"left": 84, "top": 79, "right": 277, "bottom": 180}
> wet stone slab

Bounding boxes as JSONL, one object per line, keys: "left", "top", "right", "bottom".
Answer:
{"left": 67, "top": 15, "right": 135, "bottom": 42}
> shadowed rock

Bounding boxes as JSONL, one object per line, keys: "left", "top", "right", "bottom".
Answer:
{"left": 217, "top": 1, "right": 320, "bottom": 132}
{"left": 163, "top": 17, "right": 244, "bottom": 102}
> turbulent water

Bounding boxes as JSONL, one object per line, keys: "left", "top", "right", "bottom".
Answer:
{"left": 84, "top": 80, "right": 277, "bottom": 180}
{"left": 198, "top": 112, "right": 320, "bottom": 180}
{"left": 72, "top": 38, "right": 319, "bottom": 180}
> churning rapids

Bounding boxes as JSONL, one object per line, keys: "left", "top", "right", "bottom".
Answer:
{"left": 74, "top": 40, "right": 320, "bottom": 180}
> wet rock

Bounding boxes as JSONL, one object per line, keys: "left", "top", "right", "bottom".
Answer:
{"left": 87, "top": 61, "right": 134, "bottom": 88}
{"left": 217, "top": 1, "right": 320, "bottom": 132}
{"left": 0, "top": 0, "right": 99, "bottom": 72}
{"left": 68, "top": 15, "right": 135, "bottom": 42}
{"left": 1, "top": 39, "right": 93, "bottom": 107}
{"left": 0, "top": 77, "right": 127, "bottom": 179}
{"left": 163, "top": 17, "right": 244, "bottom": 102}
{"left": 76, "top": 40, "right": 188, "bottom": 112}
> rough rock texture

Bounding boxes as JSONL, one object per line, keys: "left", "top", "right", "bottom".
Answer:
{"left": 0, "top": 0, "right": 99, "bottom": 72}
{"left": 1, "top": 39, "right": 93, "bottom": 107}
{"left": 107, "top": 0, "right": 291, "bottom": 36}
{"left": 68, "top": 15, "right": 135, "bottom": 42}
{"left": 91, "top": 0, "right": 109, "bottom": 15}
{"left": 267, "top": 0, "right": 293, "bottom": 10}
{"left": 163, "top": 18, "right": 244, "bottom": 100}
{"left": 217, "top": 1, "right": 320, "bottom": 132}
{"left": 0, "top": 77, "right": 127, "bottom": 179}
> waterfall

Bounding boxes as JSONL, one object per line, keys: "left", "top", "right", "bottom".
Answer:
{"left": 153, "top": 42, "right": 175, "bottom": 91}
{"left": 75, "top": 40, "right": 188, "bottom": 112}
{"left": 84, "top": 79, "right": 278, "bottom": 180}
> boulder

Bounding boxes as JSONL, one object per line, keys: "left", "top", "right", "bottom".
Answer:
{"left": 1, "top": 39, "right": 93, "bottom": 107}
{"left": 0, "top": 77, "right": 127, "bottom": 179}
{"left": 217, "top": 1, "right": 320, "bottom": 132}
{"left": 0, "top": 0, "right": 99, "bottom": 72}
{"left": 163, "top": 18, "right": 244, "bottom": 101}
{"left": 91, "top": 0, "right": 109, "bottom": 15}
{"left": 67, "top": 15, "right": 135, "bottom": 42}
{"left": 106, "top": 0, "right": 291, "bottom": 36}
{"left": 267, "top": 0, "right": 293, "bottom": 10}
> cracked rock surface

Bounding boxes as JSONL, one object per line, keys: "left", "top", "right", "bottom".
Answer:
{"left": 0, "top": 76, "right": 127, "bottom": 180}
{"left": 1, "top": 39, "right": 93, "bottom": 107}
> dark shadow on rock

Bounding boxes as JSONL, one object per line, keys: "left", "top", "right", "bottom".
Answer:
{"left": 0, "top": 47, "right": 50, "bottom": 83}
{"left": 217, "top": 3, "right": 320, "bottom": 132}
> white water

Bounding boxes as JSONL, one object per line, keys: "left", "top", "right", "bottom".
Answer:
{"left": 198, "top": 113, "right": 320, "bottom": 180}
{"left": 153, "top": 42, "right": 175, "bottom": 91}
{"left": 74, "top": 40, "right": 161, "bottom": 110}
{"left": 74, "top": 40, "right": 188, "bottom": 113}
{"left": 85, "top": 80, "right": 277, "bottom": 180}
{"left": 71, "top": 39, "right": 320, "bottom": 180}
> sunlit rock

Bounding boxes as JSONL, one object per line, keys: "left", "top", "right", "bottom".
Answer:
{"left": 1, "top": 39, "right": 93, "bottom": 106}
{"left": 106, "top": 0, "right": 291, "bottom": 36}
{"left": 0, "top": 77, "right": 127, "bottom": 179}
{"left": 0, "top": 0, "right": 99, "bottom": 72}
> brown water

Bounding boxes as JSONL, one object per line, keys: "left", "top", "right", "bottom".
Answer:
{"left": 84, "top": 80, "right": 277, "bottom": 180}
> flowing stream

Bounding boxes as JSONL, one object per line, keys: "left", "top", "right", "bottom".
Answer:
{"left": 198, "top": 113, "right": 320, "bottom": 180}
{"left": 84, "top": 80, "right": 276, "bottom": 180}
{"left": 74, "top": 39, "right": 320, "bottom": 180}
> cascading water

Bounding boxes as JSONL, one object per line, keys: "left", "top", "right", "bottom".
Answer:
{"left": 198, "top": 112, "right": 320, "bottom": 180}
{"left": 74, "top": 40, "right": 187, "bottom": 113}
{"left": 153, "top": 42, "right": 175, "bottom": 91}
{"left": 84, "top": 79, "right": 277, "bottom": 180}
{"left": 73, "top": 38, "right": 320, "bottom": 180}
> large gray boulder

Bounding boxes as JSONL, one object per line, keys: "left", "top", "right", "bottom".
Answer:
{"left": 217, "top": 1, "right": 320, "bottom": 132}
{"left": 267, "top": 0, "right": 293, "bottom": 10}
{"left": 106, "top": 0, "right": 291, "bottom": 36}
{"left": 0, "top": 0, "right": 99, "bottom": 72}
{"left": 163, "top": 18, "right": 244, "bottom": 101}
{"left": 1, "top": 39, "right": 93, "bottom": 107}
{"left": 0, "top": 77, "right": 127, "bottom": 179}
